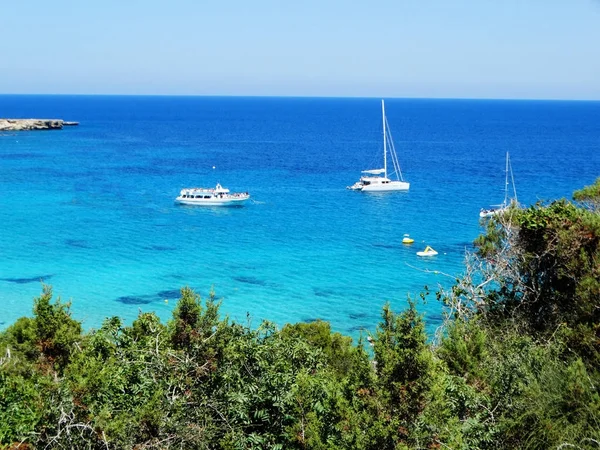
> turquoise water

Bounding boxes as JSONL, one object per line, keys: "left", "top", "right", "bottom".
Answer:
{"left": 1, "top": 96, "right": 599, "bottom": 338}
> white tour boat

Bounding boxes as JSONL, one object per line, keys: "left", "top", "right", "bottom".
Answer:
{"left": 480, "top": 152, "right": 518, "bottom": 218}
{"left": 175, "top": 183, "right": 250, "bottom": 206}
{"left": 347, "top": 99, "right": 410, "bottom": 192}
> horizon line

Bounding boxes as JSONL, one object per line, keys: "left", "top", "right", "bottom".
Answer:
{"left": 1, "top": 92, "right": 600, "bottom": 102}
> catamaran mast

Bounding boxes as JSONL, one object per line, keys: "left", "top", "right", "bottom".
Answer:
{"left": 382, "top": 99, "right": 387, "bottom": 178}
{"left": 508, "top": 152, "right": 517, "bottom": 204}
{"left": 504, "top": 152, "right": 509, "bottom": 207}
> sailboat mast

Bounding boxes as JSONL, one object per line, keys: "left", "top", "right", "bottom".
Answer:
{"left": 504, "top": 152, "right": 510, "bottom": 207}
{"left": 508, "top": 152, "right": 518, "bottom": 203}
{"left": 382, "top": 99, "right": 387, "bottom": 178}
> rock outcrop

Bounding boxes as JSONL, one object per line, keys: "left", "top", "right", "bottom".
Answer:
{"left": 0, "top": 119, "right": 79, "bottom": 131}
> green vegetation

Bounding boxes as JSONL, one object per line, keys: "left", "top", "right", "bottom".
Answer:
{"left": 2, "top": 185, "right": 600, "bottom": 449}
{"left": 573, "top": 177, "right": 600, "bottom": 212}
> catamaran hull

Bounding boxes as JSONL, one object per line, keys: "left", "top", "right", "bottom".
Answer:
{"left": 361, "top": 181, "right": 410, "bottom": 192}
{"left": 479, "top": 208, "right": 504, "bottom": 218}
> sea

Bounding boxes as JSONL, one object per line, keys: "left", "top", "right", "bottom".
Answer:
{"left": 1, "top": 95, "right": 599, "bottom": 340}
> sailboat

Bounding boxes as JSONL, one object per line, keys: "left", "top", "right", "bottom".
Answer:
{"left": 347, "top": 100, "right": 410, "bottom": 192}
{"left": 480, "top": 152, "right": 518, "bottom": 218}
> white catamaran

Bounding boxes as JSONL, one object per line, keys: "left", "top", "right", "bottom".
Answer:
{"left": 480, "top": 152, "right": 518, "bottom": 218}
{"left": 347, "top": 99, "right": 410, "bottom": 192}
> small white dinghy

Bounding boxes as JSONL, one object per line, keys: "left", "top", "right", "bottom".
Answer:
{"left": 417, "top": 246, "right": 438, "bottom": 257}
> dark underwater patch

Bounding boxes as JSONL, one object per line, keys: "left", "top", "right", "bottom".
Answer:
{"left": 65, "top": 239, "right": 91, "bottom": 249}
{"left": 145, "top": 245, "right": 177, "bottom": 252}
{"left": 233, "top": 276, "right": 268, "bottom": 286}
{"left": 347, "top": 325, "right": 369, "bottom": 333}
{"left": 427, "top": 313, "right": 444, "bottom": 324}
{"left": 348, "top": 312, "right": 368, "bottom": 320}
{"left": 228, "top": 263, "right": 258, "bottom": 271}
{"left": 372, "top": 243, "right": 402, "bottom": 250}
{"left": 302, "top": 317, "right": 322, "bottom": 323}
{"left": 313, "top": 287, "right": 338, "bottom": 298}
{"left": 156, "top": 289, "right": 181, "bottom": 299}
{"left": 116, "top": 295, "right": 153, "bottom": 305}
{"left": 1, "top": 275, "right": 53, "bottom": 284}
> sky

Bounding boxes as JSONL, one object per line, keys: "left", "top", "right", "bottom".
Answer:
{"left": 1, "top": 0, "right": 599, "bottom": 99}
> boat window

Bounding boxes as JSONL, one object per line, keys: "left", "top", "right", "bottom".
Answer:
{"left": 204, "top": 196, "right": 211, "bottom": 199}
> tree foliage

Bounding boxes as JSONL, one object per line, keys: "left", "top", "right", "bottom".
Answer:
{"left": 573, "top": 177, "right": 600, "bottom": 212}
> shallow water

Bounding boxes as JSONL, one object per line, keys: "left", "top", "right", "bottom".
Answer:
{"left": 1, "top": 95, "right": 599, "bottom": 339}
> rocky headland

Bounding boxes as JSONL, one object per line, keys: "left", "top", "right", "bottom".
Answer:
{"left": 0, "top": 119, "right": 79, "bottom": 131}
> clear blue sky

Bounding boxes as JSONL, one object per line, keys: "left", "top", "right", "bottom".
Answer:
{"left": 1, "top": 0, "right": 599, "bottom": 99}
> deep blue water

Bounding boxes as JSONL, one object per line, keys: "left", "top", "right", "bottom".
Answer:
{"left": 1, "top": 95, "right": 599, "bottom": 339}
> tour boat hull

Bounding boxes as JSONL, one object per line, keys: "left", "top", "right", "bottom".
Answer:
{"left": 175, "top": 183, "right": 250, "bottom": 207}
{"left": 175, "top": 196, "right": 249, "bottom": 206}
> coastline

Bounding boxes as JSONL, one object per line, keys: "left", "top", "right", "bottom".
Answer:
{"left": 0, "top": 118, "right": 79, "bottom": 131}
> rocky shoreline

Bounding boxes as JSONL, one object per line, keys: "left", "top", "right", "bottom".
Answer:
{"left": 0, "top": 119, "right": 79, "bottom": 131}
